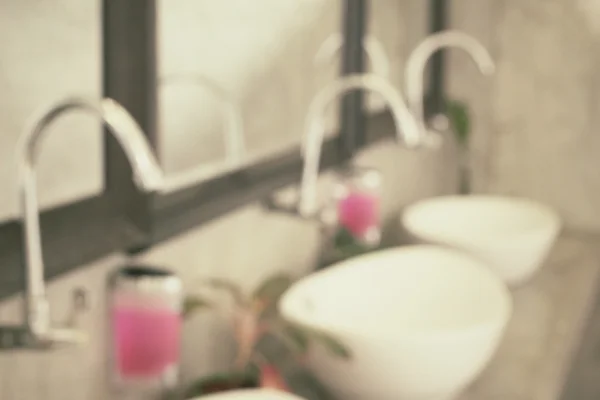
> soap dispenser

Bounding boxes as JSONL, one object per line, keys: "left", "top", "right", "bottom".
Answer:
{"left": 108, "top": 265, "right": 183, "bottom": 400}
{"left": 318, "top": 166, "right": 383, "bottom": 267}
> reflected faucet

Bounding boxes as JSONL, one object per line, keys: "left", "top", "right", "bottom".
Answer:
{"left": 4, "top": 97, "right": 164, "bottom": 350}
{"left": 405, "top": 30, "right": 495, "bottom": 133}
{"left": 159, "top": 74, "right": 246, "bottom": 193}
{"left": 298, "top": 74, "right": 424, "bottom": 217}
{"left": 314, "top": 33, "right": 390, "bottom": 78}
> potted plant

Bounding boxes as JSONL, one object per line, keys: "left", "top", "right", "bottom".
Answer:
{"left": 181, "top": 274, "right": 350, "bottom": 399}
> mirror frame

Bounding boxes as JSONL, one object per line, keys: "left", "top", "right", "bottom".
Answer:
{"left": 143, "top": 0, "right": 448, "bottom": 247}
{"left": 0, "top": 0, "right": 448, "bottom": 299}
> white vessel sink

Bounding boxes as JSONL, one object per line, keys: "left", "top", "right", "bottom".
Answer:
{"left": 279, "top": 245, "right": 512, "bottom": 400}
{"left": 402, "top": 195, "right": 561, "bottom": 286}
{"left": 190, "top": 389, "right": 305, "bottom": 400}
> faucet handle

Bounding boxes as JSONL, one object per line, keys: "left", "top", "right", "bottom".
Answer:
{"left": 34, "top": 287, "right": 89, "bottom": 349}
{"left": 64, "top": 287, "right": 88, "bottom": 327}
{"left": 0, "top": 288, "right": 88, "bottom": 350}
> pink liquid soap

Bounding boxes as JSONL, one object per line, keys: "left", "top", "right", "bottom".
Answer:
{"left": 114, "top": 306, "right": 181, "bottom": 378}
{"left": 338, "top": 192, "right": 379, "bottom": 237}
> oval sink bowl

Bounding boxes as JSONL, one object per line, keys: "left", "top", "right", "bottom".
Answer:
{"left": 402, "top": 195, "right": 561, "bottom": 286}
{"left": 190, "top": 389, "right": 305, "bottom": 400}
{"left": 279, "top": 245, "right": 512, "bottom": 400}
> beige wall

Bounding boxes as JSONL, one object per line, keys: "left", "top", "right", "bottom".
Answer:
{"left": 4, "top": 0, "right": 600, "bottom": 397}
{"left": 0, "top": 1, "right": 438, "bottom": 399}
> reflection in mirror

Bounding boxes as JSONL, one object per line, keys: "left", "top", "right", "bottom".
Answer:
{"left": 158, "top": 75, "right": 245, "bottom": 193}
{"left": 157, "top": 0, "right": 346, "bottom": 183}
{"left": 0, "top": 1, "right": 102, "bottom": 222}
{"left": 314, "top": 32, "right": 390, "bottom": 113}
{"left": 314, "top": 34, "right": 390, "bottom": 79}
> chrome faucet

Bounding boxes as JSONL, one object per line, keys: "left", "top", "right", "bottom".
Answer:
{"left": 405, "top": 30, "right": 495, "bottom": 134}
{"left": 314, "top": 33, "right": 390, "bottom": 78}
{"left": 2, "top": 97, "right": 164, "bottom": 350}
{"left": 159, "top": 74, "right": 246, "bottom": 193}
{"left": 298, "top": 73, "right": 424, "bottom": 217}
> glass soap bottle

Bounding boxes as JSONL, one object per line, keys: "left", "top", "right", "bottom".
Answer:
{"left": 108, "top": 265, "right": 183, "bottom": 400}
{"left": 318, "top": 166, "right": 383, "bottom": 269}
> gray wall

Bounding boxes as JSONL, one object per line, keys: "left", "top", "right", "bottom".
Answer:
{"left": 449, "top": 0, "right": 600, "bottom": 232}
{"left": 2, "top": 0, "right": 600, "bottom": 398}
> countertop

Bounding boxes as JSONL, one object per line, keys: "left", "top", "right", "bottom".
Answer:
{"left": 460, "top": 231, "right": 600, "bottom": 400}
{"left": 266, "top": 230, "right": 600, "bottom": 400}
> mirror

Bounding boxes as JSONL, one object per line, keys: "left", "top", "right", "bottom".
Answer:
{"left": 156, "top": 0, "right": 385, "bottom": 188}
{"left": 0, "top": 2, "right": 103, "bottom": 222}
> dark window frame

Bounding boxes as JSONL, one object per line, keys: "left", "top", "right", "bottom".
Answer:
{"left": 0, "top": 0, "right": 448, "bottom": 299}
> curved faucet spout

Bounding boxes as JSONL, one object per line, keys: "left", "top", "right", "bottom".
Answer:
{"left": 299, "top": 74, "right": 422, "bottom": 217}
{"left": 405, "top": 30, "right": 495, "bottom": 130}
{"left": 17, "top": 97, "right": 163, "bottom": 343}
{"left": 21, "top": 98, "right": 163, "bottom": 192}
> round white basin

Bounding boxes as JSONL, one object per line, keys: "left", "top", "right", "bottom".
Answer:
{"left": 279, "top": 245, "right": 512, "bottom": 400}
{"left": 402, "top": 195, "right": 561, "bottom": 286}
{"left": 190, "top": 389, "right": 305, "bottom": 400}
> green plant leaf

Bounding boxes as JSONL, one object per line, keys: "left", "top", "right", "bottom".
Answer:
{"left": 327, "top": 227, "right": 373, "bottom": 265}
{"left": 335, "top": 227, "right": 370, "bottom": 249}
{"left": 281, "top": 323, "right": 311, "bottom": 355}
{"left": 446, "top": 99, "right": 471, "bottom": 146}
{"left": 252, "top": 274, "right": 293, "bottom": 306}
{"left": 182, "top": 295, "right": 213, "bottom": 319}
{"left": 313, "top": 331, "right": 352, "bottom": 360}
{"left": 333, "top": 226, "right": 357, "bottom": 249}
